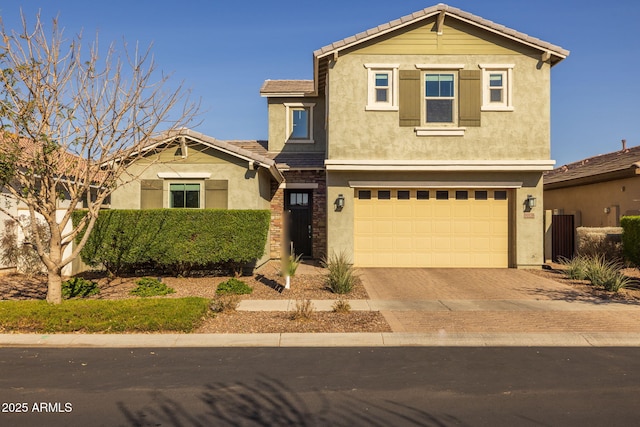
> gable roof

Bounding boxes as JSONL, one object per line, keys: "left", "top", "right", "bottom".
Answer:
{"left": 315, "top": 3, "right": 569, "bottom": 60}
{"left": 136, "top": 128, "right": 284, "bottom": 183}
{"left": 544, "top": 145, "right": 640, "bottom": 189}
{"left": 311, "top": 3, "right": 569, "bottom": 94}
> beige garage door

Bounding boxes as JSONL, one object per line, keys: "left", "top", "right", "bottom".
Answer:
{"left": 354, "top": 188, "right": 509, "bottom": 268}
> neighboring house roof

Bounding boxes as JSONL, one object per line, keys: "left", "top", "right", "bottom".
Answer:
{"left": 544, "top": 145, "right": 640, "bottom": 190}
{"left": 260, "top": 80, "right": 315, "bottom": 97}
{"left": 138, "top": 129, "right": 284, "bottom": 183}
{"left": 0, "top": 133, "right": 101, "bottom": 184}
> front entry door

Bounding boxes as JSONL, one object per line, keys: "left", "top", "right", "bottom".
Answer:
{"left": 285, "top": 190, "right": 312, "bottom": 257}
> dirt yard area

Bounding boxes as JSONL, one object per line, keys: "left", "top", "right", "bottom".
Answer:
{"left": 0, "top": 261, "right": 391, "bottom": 334}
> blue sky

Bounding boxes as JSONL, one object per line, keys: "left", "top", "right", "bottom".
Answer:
{"left": 1, "top": 1, "right": 638, "bottom": 167}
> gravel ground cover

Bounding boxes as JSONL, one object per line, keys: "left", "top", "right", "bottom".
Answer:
{"left": 0, "top": 262, "right": 390, "bottom": 333}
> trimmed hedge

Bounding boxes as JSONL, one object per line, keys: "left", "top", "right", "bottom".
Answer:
{"left": 73, "top": 209, "right": 270, "bottom": 275}
{"left": 621, "top": 216, "right": 640, "bottom": 266}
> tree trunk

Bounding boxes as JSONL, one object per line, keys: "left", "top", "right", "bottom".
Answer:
{"left": 46, "top": 268, "right": 63, "bottom": 304}
{"left": 46, "top": 228, "right": 64, "bottom": 305}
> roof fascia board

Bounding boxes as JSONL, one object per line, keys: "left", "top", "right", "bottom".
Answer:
{"left": 315, "top": 12, "right": 439, "bottom": 60}
{"left": 544, "top": 169, "right": 637, "bottom": 190}
{"left": 450, "top": 14, "right": 568, "bottom": 60}
{"left": 314, "top": 10, "right": 567, "bottom": 62}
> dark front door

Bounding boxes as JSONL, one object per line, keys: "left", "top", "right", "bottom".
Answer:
{"left": 285, "top": 190, "right": 312, "bottom": 257}
{"left": 552, "top": 214, "right": 575, "bottom": 262}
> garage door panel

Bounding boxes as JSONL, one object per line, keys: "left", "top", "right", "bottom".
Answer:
{"left": 354, "top": 188, "right": 509, "bottom": 268}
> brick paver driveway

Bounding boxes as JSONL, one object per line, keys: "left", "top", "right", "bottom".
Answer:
{"left": 360, "top": 268, "right": 640, "bottom": 333}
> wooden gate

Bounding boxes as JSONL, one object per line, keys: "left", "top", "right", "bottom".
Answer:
{"left": 552, "top": 214, "right": 575, "bottom": 262}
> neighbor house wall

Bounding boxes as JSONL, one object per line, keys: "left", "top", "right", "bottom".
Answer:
{"left": 544, "top": 176, "right": 640, "bottom": 227}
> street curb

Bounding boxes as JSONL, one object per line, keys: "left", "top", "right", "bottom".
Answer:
{"left": 2, "top": 332, "right": 640, "bottom": 348}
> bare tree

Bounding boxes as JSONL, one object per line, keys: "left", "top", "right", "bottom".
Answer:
{"left": 0, "top": 13, "right": 197, "bottom": 303}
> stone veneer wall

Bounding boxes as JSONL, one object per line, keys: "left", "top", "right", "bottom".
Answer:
{"left": 269, "top": 170, "right": 327, "bottom": 259}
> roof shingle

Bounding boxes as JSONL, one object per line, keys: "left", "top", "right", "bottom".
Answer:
{"left": 260, "top": 80, "right": 314, "bottom": 95}
{"left": 313, "top": 3, "right": 569, "bottom": 60}
{"left": 544, "top": 145, "right": 640, "bottom": 186}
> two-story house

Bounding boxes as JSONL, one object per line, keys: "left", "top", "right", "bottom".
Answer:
{"left": 107, "top": 4, "right": 568, "bottom": 271}
{"left": 261, "top": 4, "right": 568, "bottom": 268}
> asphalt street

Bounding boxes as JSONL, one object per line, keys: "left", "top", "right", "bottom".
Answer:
{"left": 1, "top": 347, "right": 640, "bottom": 426}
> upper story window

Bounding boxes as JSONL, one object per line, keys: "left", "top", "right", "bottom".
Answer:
{"left": 285, "top": 102, "right": 315, "bottom": 143}
{"left": 479, "top": 64, "right": 514, "bottom": 111}
{"left": 425, "top": 73, "right": 456, "bottom": 124}
{"left": 364, "top": 64, "right": 399, "bottom": 111}
{"left": 170, "top": 183, "right": 200, "bottom": 208}
{"left": 399, "top": 65, "right": 480, "bottom": 136}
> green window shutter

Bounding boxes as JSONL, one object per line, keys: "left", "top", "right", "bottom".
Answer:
{"left": 205, "top": 180, "right": 228, "bottom": 209}
{"left": 399, "top": 70, "right": 421, "bottom": 127}
{"left": 459, "top": 70, "right": 481, "bottom": 127}
{"left": 140, "top": 179, "right": 163, "bottom": 209}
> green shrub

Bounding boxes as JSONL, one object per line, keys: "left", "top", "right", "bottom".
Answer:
{"left": 216, "top": 278, "right": 253, "bottom": 295}
{"left": 0, "top": 297, "right": 209, "bottom": 333}
{"left": 322, "top": 251, "right": 358, "bottom": 294}
{"left": 284, "top": 253, "right": 303, "bottom": 277}
{"left": 583, "top": 255, "right": 634, "bottom": 292}
{"left": 62, "top": 277, "right": 100, "bottom": 299}
{"left": 73, "top": 209, "right": 270, "bottom": 275}
{"left": 622, "top": 216, "right": 640, "bottom": 266}
{"left": 558, "top": 256, "right": 589, "bottom": 280}
{"left": 130, "top": 277, "right": 176, "bottom": 297}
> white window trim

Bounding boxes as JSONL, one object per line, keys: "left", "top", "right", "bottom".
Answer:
{"left": 284, "top": 102, "right": 315, "bottom": 144}
{"left": 414, "top": 127, "right": 466, "bottom": 136}
{"left": 423, "top": 71, "right": 458, "bottom": 127}
{"left": 364, "top": 63, "right": 399, "bottom": 111}
{"left": 479, "top": 64, "right": 514, "bottom": 111}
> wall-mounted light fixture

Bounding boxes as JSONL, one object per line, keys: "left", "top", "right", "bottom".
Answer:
{"left": 335, "top": 194, "right": 345, "bottom": 211}
{"left": 604, "top": 207, "right": 611, "bottom": 214}
{"left": 523, "top": 194, "right": 536, "bottom": 212}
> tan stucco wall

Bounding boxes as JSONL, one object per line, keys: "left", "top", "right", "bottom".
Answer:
{"left": 326, "top": 170, "right": 545, "bottom": 268}
{"left": 544, "top": 177, "right": 640, "bottom": 227}
{"left": 266, "top": 96, "right": 326, "bottom": 154}
{"left": 110, "top": 146, "right": 271, "bottom": 210}
{"left": 326, "top": 52, "right": 550, "bottom": 161}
